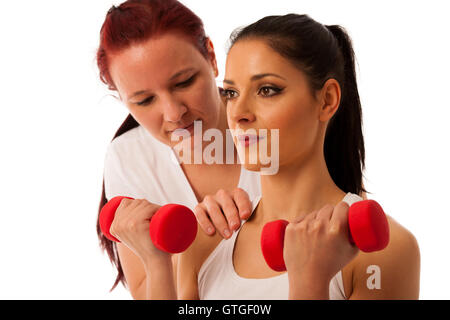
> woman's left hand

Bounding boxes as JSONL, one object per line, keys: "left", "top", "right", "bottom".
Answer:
{"left": 283, "top": 201, "right": 359, "bottom": 299}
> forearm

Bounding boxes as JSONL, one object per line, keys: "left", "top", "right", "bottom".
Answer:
{"left": 288, "top": 274, "right": 330, "bottom": 300}
{"left": 144, "top": 258, "right": 177, "bottom": 300}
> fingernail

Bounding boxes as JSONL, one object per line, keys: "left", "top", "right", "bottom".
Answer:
{"left": 241, "top": 210, "right": 250, "bottom": 217}
{"left": 207, "top": 227, "right": 214, "bottom": 234}
{"left": 224, "top": 229, "right": 231, "bottom": 238}
{"left": 231, "top": 221, "right": 240, "bottom": 230}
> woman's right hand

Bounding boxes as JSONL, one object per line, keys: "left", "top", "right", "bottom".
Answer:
{"left": 194, "top": 188, "right": 253, "bottom": 239}
{"left": 109, "top": 198, "right": 170, "bottom": 265}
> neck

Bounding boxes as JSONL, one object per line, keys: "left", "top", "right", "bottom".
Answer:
{"left": 252, "top": 145, "right": 346, "bottom": 225}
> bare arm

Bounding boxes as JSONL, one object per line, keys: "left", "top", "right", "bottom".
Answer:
{"left": 348, "top": 216, "right": 420, "bottom": 299}
{"left": 117, "top": 243, "right": 178, "bottom": 299}
{"left": 109, "top": 199, "right": 178, "bottom": 300}
{"left": 177, "top": 223, "right": 223, "bottom": 299}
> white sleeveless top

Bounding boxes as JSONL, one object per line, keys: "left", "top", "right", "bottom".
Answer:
{"left": 103, "top": 125, "right": 261, "bottom": 214}
{"left": 198, "top": 192, "right": 363, "bottom": 300}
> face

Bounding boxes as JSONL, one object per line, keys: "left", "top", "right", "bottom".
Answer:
{"left": 108, "top": 32, "right": 221, "bottom": 148}
{"left": 223, "top": 39, "right": 340, "bottom": 172}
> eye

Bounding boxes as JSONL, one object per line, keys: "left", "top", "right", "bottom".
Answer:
{"left": 175, "top": 74, "right": 197, "bottom": 88}
{"left": 136, "top": 96, "right": 154, "bottom": 106}
{"left": 222, "top": 89, "right": 239, "bottom": 100}
{"left": 258, "top": 86, "right": 284, "bottom": 97}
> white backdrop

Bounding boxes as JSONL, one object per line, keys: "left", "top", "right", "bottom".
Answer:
{"left": 0, "top": 0, "right": 448, "bottom": 299}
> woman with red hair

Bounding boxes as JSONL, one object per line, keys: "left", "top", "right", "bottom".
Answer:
{"left": 96, "top": 0, "right": 261, "bottom": 299}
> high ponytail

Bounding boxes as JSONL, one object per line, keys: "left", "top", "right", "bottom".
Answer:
{"left": 228, "top": 14, "right": 367, "bottom": 196}
{"left": 324, "top": 25, "right": 367, "bottom": 196}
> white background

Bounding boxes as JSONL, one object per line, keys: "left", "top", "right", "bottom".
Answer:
{"left": 0, "top": 0, "right": 448, "bottom": 299}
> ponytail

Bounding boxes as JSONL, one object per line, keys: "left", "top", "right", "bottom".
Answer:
{"left": 324, "top": 25, "right": 367, "bottom": 196}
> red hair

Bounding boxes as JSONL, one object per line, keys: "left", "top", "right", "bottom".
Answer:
{"left": 97, "top": 0, "right": 210, "bottom": 91}
{"left": 95, "top": 0, "right": 210, "bottom": 291}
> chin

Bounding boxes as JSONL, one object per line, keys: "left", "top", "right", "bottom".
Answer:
{"left": 242, "top": 163, "right": 262, "bottom": 172}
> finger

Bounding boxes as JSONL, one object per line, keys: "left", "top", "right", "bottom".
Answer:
{"left": 134, "top": 200, "right": 160, "bottom": 220}
{"left": 303, "top": 210, "right": 320, "bottom": 230}
{"left": 316, "top": 204, "right": 334, "bottom": 221}
{"left": 194, "top": 204, "right": 216, "bottom": 235}
{"left": 232, "top": 188, "right": 252, "bottom": 220}
{"left": 126, "top": 198, "right": 148, "bottom": 213}
{"left": 329, "top": 201, "right": 350, "bottom": 233}
{"left": 291, "top": 210, "right": 316, "bottom": 224}
{"left": 116, "top": 197, "right": 134, "bottom": 213}
{"left": 113, "top": 198, "right": 136, "bottom": 223}
{"left": 216, "top": 191, "right": 241, "bottom": 231}
{"left": 203, "top": 196, "right": 232, "bottom": 239}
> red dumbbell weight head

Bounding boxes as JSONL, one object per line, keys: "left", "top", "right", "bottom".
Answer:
{"left": 261, "top": 219, "right": 289, "bottom": 272}
{"left": 348, "top": 200, "right": 389, "bottom": 252}
{"left": 149, "top": 203, "right": 198, "bottom": 253}
{"left": 99, "top": 196, "right": 133, "bottom": 242}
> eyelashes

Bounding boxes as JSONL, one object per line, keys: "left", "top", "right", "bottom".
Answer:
{"left": 221, "top": 88, "right": 238, "bottom": 100}
{"left": 222, "top": 85, "right": 285, "bottom": 101}
{"left": 137, "top": 96, "right": 154, "bottom": 106}
{"left": 258, "top": 86, "right": 284, "bottom": 97}
{"left": 175, "top": 74, "right": 197, "bottom": 89}
{"left": 135, "top": 74, "right": 198, "bottom": 106}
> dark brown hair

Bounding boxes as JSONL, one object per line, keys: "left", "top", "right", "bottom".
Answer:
{"left": 228, "top": 14, "right": 368, "bottom": 196}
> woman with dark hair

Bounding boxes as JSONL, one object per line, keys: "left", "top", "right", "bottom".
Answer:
{"left": 176, "top": 14, "right": 420, "bottom": 299}
{"left": 96, "top": 0, "right": 262, "bottom": 299}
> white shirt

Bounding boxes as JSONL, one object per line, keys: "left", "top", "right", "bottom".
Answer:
{"left": 198, "top": 192, "right": 363, "bottom": 300}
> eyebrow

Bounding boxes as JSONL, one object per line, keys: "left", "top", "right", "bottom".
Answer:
{"left": 223, "top": 73, "right": 286, "bottom": 85}
{"left": 127, "top": 67, "right": 196, "bottom": 101}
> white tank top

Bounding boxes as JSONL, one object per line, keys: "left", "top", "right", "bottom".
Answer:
{"left": 198, "top": 192, "right": 363, "bottom": 300}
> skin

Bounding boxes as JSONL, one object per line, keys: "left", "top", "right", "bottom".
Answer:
{"left": 106, "top": 33, "right": 252, "bottom": 299}
{"left": 179, "top": 39, "right": 420, "bottom": 299}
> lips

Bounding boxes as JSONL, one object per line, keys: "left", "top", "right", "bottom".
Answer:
{"left": 237, "top": 134, "right": 265, "bottom": 147}
{"left": 169, "top": 119, "right": 198, "bottom": 137}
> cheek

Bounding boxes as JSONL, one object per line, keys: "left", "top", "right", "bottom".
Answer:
{"left": 186, "top": 77, "right": 220, "bottom": 123}
{"left": 266, "top": 101, "right": 318, "bottom": 162}
{"left": 129, "top": 107, "right": 167, "bottom": 142}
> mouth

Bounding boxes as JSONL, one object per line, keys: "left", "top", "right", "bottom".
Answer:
{"left": 169, "top": 119, "right": 199, "bottom": 137}
{"left": 237, "top": 134, "right": 265, "bottom": 147}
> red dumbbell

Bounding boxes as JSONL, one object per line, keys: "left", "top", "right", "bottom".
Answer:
{"left": 260, "top": 199, "right": 390, "bottom": 272}
{"left": 99, "top": 196, "right": 198, "bottom": 254}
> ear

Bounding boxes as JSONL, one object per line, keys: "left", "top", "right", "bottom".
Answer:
{"left": 205, "top": 37, "right": 219, "bottom": 77}
{"left": 318, "top": 79, "right": 341, "bottom": 122}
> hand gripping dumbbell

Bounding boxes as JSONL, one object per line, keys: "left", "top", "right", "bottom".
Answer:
{"left": 260, "top": 200, "right": 390, "bottom": 272}
{"left": 99, "top": 196, "right": 198, "bottom": 253}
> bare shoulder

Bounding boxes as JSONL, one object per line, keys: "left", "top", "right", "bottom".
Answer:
{"left": 343, "top": 215, "right": 421, "bottom": 299}
{"left": 353, "top": 215, "right": 420, "bottom": 271}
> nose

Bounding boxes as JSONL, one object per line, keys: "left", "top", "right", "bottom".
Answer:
{"left": 161, "top": 94, "right": 188, "bottom": 123}
{"left": 227, "top": 93, "right": 256, "bottom": 127}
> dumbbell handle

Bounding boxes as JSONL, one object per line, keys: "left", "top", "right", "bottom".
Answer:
{"left": 261, "top": 199, "right": 390, "bottom": 272}
{"left": 99, "top": 196, "right": 197, "bottom": 254}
